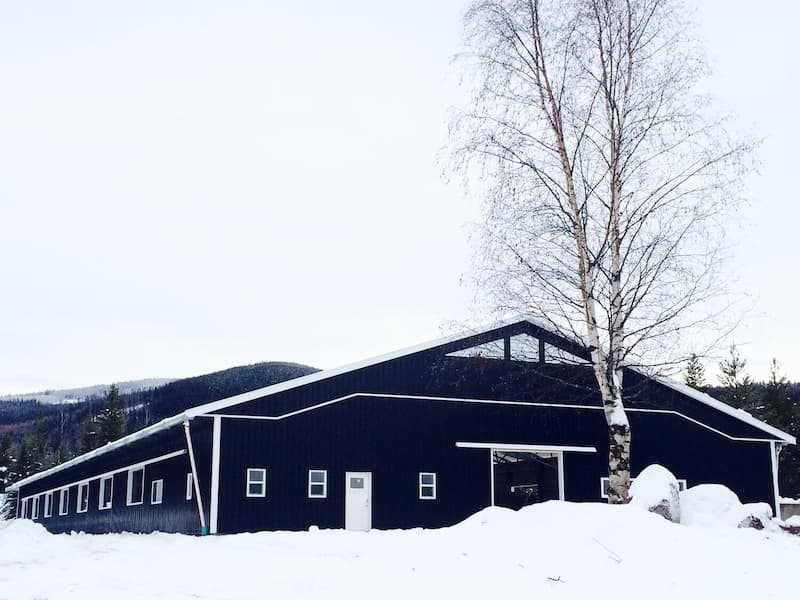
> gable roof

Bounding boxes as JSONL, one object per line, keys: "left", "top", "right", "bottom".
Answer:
{"left": 8, "top": 317, "right": 794, "bottom": 491}
{"left": 185, "top": 317, "right": 794, "bottom": 444}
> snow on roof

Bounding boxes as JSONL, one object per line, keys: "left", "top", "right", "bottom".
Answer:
{"left": 642, "top": 372, "right": 795, "bottom": 444}
{"left": 7, "top": 413, "right": 187, "bottom": 491}
{"left": 8, "top": 316, "right": 794, "bottom": 490}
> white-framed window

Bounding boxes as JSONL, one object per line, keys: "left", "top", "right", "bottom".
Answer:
{"left": 151, "top": 479, "right": 164, "bottom": 505}
{"left": 31, "top": 496, "right": 39, "bottom": 519}
{"left": 21, "top": 498, "right": 28, "bottom": 519}
{"left": 600, "top": 476, "right": 688, "bottom": 499}
{"left": 77, "top": 482, "right": 89, "bottom": 513}
{"left": 419, "top": 472, "right": 437, "bottom": 500}
{"left": 59, "top": 488, "right": 69, "bottom": 516}
{"left": 44, "top": 492, "right": 53, "bottom": 518}
{"left": 308, "top": 470, "right": 327, "bottom": 498}
{"left": 127, "top": 466, "right": 145, "bottom": 506}
{"left": 99, "top": 475, "right": 114, "bottom": 510}
{"left": 246, "top": 468, "right": 267, "bottom": 498}
{"left": 186, "top": 473, "right": 194, "bottom": 501}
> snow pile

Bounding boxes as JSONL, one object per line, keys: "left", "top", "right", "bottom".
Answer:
{"left": 680, "top": 484, "right": 773, "bottom": 529}
{"left": 1, "top": 501, "right": 797, "bottom": 600}
{"left": 629, "top": 464, "right": 681, "bottom": 522}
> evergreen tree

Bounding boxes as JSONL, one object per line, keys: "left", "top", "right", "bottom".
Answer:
{"left": 718, "top": 343, "right": 756, "bottom": 411}
{"left": 762, "top": 359, "right": 794, "bottom": 428}
{"left": 759, "top": 360, "right": 800, "bottom": 498}
{"left": 15, "top": 440, "right": 36, "bottom": 480}
{"left": 684, "top": 353, "right": 706, "bottom": 389}
{"left": 0, "top": 435, "right": 13, "bottom": 492}
{"left": 96, "top": 384, "right": 124, "bottom": 447}
{"left": 81, "top": 415, "right": 100, "bottom": 453}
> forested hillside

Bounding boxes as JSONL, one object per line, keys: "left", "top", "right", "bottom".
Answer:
{"left": 0, "top": 361, "right": 317, "bottom": 490}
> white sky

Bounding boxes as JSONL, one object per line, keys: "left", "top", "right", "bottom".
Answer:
{"left": 1, "top": 0, "right": 798, "bottom": 394}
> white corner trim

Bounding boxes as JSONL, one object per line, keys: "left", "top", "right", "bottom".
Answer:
{"left": 770, "top": 441, "right": 780, "bottom": 517}
{"left": 456, "top": 442, "right": 597, "bottom": 453}
{"left": 183, "top": 421, "right": 207, "bottom": 531}
{"left": 209, "top": 416, "right": 221, "bottom": 534}
{"left": 489, "top": 450, "right": 495, "bottom": 507}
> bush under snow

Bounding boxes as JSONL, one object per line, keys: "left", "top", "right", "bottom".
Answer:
{"left": 629, "top": 464, "right": 681, "bottom": 522}
{"left": 680, "top": 484, "right": 773, "bottom": 530}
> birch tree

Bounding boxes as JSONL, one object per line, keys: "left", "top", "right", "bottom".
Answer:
{"left": 450, "top": 0, "right": 754, "bottom": 502}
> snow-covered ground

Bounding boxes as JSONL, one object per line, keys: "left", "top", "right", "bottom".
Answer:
{"left": 1, "top": 501, "right": 797, "bottom": 600}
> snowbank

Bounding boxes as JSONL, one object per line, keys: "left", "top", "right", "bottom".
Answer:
{"left": 680, "top": 484, "right": 773, "bottom": 529}
{"left": 629, "top": 464, "right": 681, "bottom": 522}
{"left": 0, "top": 501, "right": 797, "bottom": 600}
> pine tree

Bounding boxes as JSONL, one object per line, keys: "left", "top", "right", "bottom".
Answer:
{"left": 81, "top": 415, "right": 100, "bottom": 453}
{"left": 762, "top": 359, "right": 794, "bottom": 428}
{"left": 0, "top": 435, "right": 13, "bottom": 492}
{"left": 96, "top": 384, "right": 124, "bottom": 447}
{"left": 718, "top": 343, "right": 755, "bottom": 411}
{"left": 16, "top": 440, "right": 36, "bottom": 480}
{"left": 684, "top": 354, "right": 706, "bottom": 389}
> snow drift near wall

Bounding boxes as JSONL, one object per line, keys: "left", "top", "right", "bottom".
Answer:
{"left": 1, "top": 501, "right": 797, "bottom": 600}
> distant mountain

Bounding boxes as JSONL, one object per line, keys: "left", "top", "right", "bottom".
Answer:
{"left": 0, "top": 361, "right": 319, "bottom": 461}
{"left": 0, "top": 378, "right": 176, "bottom": 405}
{"left": 121, "top": 362, "right": 318, "bottom": 428}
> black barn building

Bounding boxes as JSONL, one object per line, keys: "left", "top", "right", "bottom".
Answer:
{"left": 8, "top": 319, "right": 795, "bottom": 534}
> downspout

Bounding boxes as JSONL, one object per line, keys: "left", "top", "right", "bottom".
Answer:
{"left": 183, "top": 420, "right": 208, "bottom": 535}
{"left": 769, "top": 441, "right": 781, "bottom": 520}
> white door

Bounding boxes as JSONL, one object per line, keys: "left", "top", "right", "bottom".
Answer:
{"left": 345, "top": 472, "right": 372, "bottom": 531}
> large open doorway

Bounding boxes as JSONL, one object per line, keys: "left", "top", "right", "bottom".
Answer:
{"left": 492, "top": 450, "right": 560, "bottom": 510}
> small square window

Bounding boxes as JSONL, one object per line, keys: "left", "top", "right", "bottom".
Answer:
{"left": 419, "top": 472, "right": 436, "bottom": 500}
{"left": 308, "top": 470, "right": 327, "bottom": 498}
{"left": 350, "top": 477, "right": 364, "bottom": 489}
{"left": 151, "top": 479, "right": 164, "bottom": 505}
{"left": 186, "top": 473, "right": 194, "bottom": 501}
{"left": 99, "top": 475, "right": 114, "bottom": 510}
{"left": 246, "top": 468, "right": 266, "bottom": 498}
{"left": 44, "top": 492, "right": 53, "bottom": 518}
{"left": 77, "top": 482, "right": 89, "bottom": 513}
{"left": 59, "top": 488, "right": 69, "bottom": 516}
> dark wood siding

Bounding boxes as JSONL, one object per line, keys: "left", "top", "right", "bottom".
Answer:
{"left": 17, "top": 424, "right": 202, "bottom": 534}
{"left": 213, "top": 393, "right": 776, "bottom": 534}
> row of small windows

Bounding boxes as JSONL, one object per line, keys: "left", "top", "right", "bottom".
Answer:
{"left": 245, "top": 469, "right": 437, "bottom": 500}
{"left": 21, "top": 467, "right": 439, "bottom": 518}
{"left": 20, "top": 468, "right": 195, "bottom": 520}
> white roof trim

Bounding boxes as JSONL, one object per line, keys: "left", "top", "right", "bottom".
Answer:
{"left": 187, "top": 319, "right": 793, "bottom": 444}
{"left": 638, "top": 370, "right": 795, "bottom": 444}
{"left": 7, "top": 413, "right": 187, "bottom": 491}
{"left": 9, "top": 317, "right": 793, "bottom": 490}
{"left": 185, "top": 316, "right": 544, "bottom": 418}
{"left": 456, "top": 442, "right": 597, "bottom": 453}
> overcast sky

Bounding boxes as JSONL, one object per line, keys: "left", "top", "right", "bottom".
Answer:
{"left": 1, "top": 0, "right": 798, "bottom": 394}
